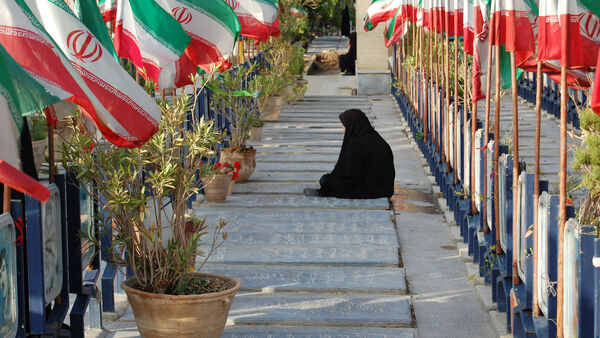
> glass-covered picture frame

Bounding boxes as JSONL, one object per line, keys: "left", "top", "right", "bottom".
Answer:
{"left": 79, "top": 184, "right": 95, "bottom": 270}
{"left": 43, "top": 184, "right": 63, "bottom": 305}
{"left": 0, "top": 213, "right": 17, "bottom": 338}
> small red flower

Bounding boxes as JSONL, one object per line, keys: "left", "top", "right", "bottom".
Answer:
{"left": 232, "top": 172, "right": 239, "bottom": 181}
{"left": 213, "top": 162, "right": 223, "bottom": 170}
{"left": 234, "top": 161, "right": 241, "bottom": 171}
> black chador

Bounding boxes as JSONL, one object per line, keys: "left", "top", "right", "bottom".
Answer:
{"left": 308, "top": 109, "right": 395, "bottom": 199}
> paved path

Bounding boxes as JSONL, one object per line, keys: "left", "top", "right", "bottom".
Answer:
{"left": 95, "top": 37, "right": 499, "bottom": 337}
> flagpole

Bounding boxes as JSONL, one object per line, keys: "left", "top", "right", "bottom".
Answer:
{"left": 239, "top": 37, "right": 245, "bottom": 64}
{"left": 494, "top": 44, "right": 502, "bottom": 255}
{"left": 556, "top": 63, "right": 568, "bottom": 338}
{"left": 424, "top": 28, "right": 429, "bottom": 144}
{"left": 453, "top": 16, "right": 459, "bottom": 186}
{"left": 432, "top": 28, "right": 438, "bottom": 153}
{"left": 470, "top": 68, "right": 478, "bottom": 214}
{"left": 464, "top": 36, "right": 469, "bottom": 195}
{"left": 482, "top": 12, "right": 495, "bottom": 234}
{"left": 48, "top": 123, "right": 55, "bottom": 184}
{"left": 445, "top": 20, "right": 451, "bottom": 175}
{"left": 532, "top": 61, "right": 543, "bottom": 317}
{"left": 510, "top": 50, "right": 520, "bottom": 285}
{"left": 2, "top": 185, "right": 9, "bottom": 213}
{"left": 430, "top": 29, "right": 435, "bottom": 148}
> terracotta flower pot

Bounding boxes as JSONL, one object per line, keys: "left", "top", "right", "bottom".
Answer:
{"left": 249, "top": 126, "right": 263, "bottom": 141}
{"left": 220, "top": 148, "right": 256, "bottom": 183}
{"left": 121, "top": 273, "right": 241, "bottom": 338}
{"left": 203, "top": 173, "right": 232, "bottom": 203}
{"left": 262, "top": 95, "right": 283, "bottom": 121}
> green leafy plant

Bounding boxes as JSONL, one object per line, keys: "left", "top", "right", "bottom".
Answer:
{"left": 28, "top": 112, "right": 48, "bottom": 141}
{"left": 573, "top": 108, "right": 600, "bottom": 236}
{"left": 209, "top": 64, "right": 261, "bottom": 149}
{"left": 62, "top": 92, "right": 228, "bottom": 294}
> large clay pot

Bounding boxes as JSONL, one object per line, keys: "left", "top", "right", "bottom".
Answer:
{"left": 121, "top": 273, "right": 241, "bottom": 338}
{"left": 220, "top": 148, "right": 256, "bottom": 183}
{"left": 261, "top": 95, "right": 283, "bottom": 121}
{"left": 203, "top": 173, "right": 232, "bottom": 203}
{"left": 249, "top": 126, "right": 263, "bottom": 141}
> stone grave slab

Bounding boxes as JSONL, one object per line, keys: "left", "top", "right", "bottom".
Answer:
{"left": 244, "top": 172, "right": 321, "bottom": 181}
{"left": 222, "top": 325, "right": 417, "bottom": 337}
{"left": 255, "top": 146, "right": 340, "bottom": 154}
{"left": 205, "top": 244, "right": 400, "bottom": 266}
{"left": 195, "top": 194, "right": 390, "bottom": 209}
{"left": 204, "top": 264, "right": 406, "bottom": 293}
{"left": 255, "top": 162, "right": 333, "bottom": 172}
{"left": 232, "top": 182, "right": 318, "bottom": 194}
{"left": 209, "top": 231, "right": 398, "bottom": 246}
{"left": 226, "top": 293, "right": 412, "bottom": 327}
{"left": 256, "top": 153, "right": 337, "bottom": 162}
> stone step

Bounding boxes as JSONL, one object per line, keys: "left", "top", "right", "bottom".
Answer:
{"left": 255, "top": 162, "right": 333, "bottom": 172}
{"left": 253, "top": 140, "right": 343, "bottom": 147}
{"left": 262, "top": 127, "right": 344, "bottom": 134}
{"left": 225, "top": 293, "right": 412, "bottom": 327}
{"left": 205, "top": 244, "right": 400, "bottom": 266}
{"left": 232, "top": 182, "right": 318, "bottom": 194}
{"left": 241, "top": 172, "right": 321, "bottom": 182}
{"left": 222, "top": 325, "right": 417, "bottom": 337}
{"left": 254, "top": 146, "right": 340, "bottom": 154}
{"left": 194, "top": 194, "right": 390, "bottom": 210}
{"left": 203, "top": 264, "right": 406, "bottom": 293}
{"left": 259, "top": 133, "right": 343, "bottom": 141}
{"left": 256, "top": 153, "right": 337, "bottom": 162}
{"left": 210, "top": 231, "right": 398, "bottom": 246}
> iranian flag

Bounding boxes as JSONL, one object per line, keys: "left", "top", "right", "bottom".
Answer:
{"left": 463, "top": 0, "right": 475, "bottom": 54}
{"left": 156, "top": 0, "right": 240, "bottom": 72}
{"left": 291, "top": 5, "right": 307, "bottom": 17}
{"left": 72, "top": 0, "right": 118, "bottom": 61}
{"left": 577, "top": 0, "right": 600, "bottom": 115}
{"left": 384, "top": 4, "right": 408, "bottom": 47}
{"left": 0, "top": 44, "right": 57, "bottom": 202}
{"left": 2, "top": 0, "right": 161, "bottom": 148}
{"left": 422, "top": 0, "right": 432, "bottom": 29}
{"left": 98, "top": 0, "right": 116, "bottom": 22}
{"left": 115, "top": 0, "right": 195, "bottom": 88}
{"left": 492, "top": 0, "right": 537, "bottom": 68}
{"left": 365, "top": 0, "right": 402, "bottom": 31}
{"left": 454, "top": 0, "right": 464, "bottom": 37}
{"left": 229, "top": 0, "right": 279, "bottom": 42}
{"left": 472, "top": 0, "right": 488, "bottom": 101}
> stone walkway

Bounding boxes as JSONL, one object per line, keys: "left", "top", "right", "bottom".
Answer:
{"left": 93, "top": 37, "right": 500, "bottom": 337}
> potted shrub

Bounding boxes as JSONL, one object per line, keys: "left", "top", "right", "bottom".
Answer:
{"left": 249, "top": 116, "right": 265, "bottom": 141}
{"left": 61, "top": 93, "right": 240, "bottom": 337}
{"left": 203, "top": 161, "right": 241, "bottom": 202}
{"left": 27, "top": 112, "right": 48, "bottom": 174}
{"left": 209, "top": 66, "right": 260, "bottom": 182}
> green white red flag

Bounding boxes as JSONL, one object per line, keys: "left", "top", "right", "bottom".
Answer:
{"left": 576, "top": 0, "right": 600, "bottom": 114}
{"left": 156, "top": 0, "right": 240, "bottom": 72}
{"left": 0, "top": 44, "right": 57, "bottom": 202}
{"left": 365, "top": 0, "right": 402, "bottom": 31}
{"left": 384, "top": 4, "right": 408, "bottom": 47}
{"left": 463, "top": 0, "right": 475, "bottom": 54}
{"left": 72, "top": 0, "right": 118, "bottom": 61}
{"left": 98, "top": 0, "right": 116, "bottom": 22}
{"left": 291, "top": 5, "right": 308, "bottom": 17}
{"left": 472, "top": 0, "right": 488, "bottom": 101}
{"left": 229, "top": 0, "right": 279, "bottom": 42}
{"left": 115, "top": 0, "right": 194, "bottom": 88}
{"left": 2, "top": 0, "right": 161, "bottom": 148}
{"left": 453, "top": 0, "right": 464, "bottom": 37}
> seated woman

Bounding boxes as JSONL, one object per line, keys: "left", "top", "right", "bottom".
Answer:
{"left": 304, "top": 109, "right": 395, "bottom": 199}
{"left": 338, "top": 32, "right": 356, "bottom": 75}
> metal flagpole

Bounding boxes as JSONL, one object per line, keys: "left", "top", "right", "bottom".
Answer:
{"left": 510, "top": 50, "right": 520, "bottom": 285}
{"left": 494, "top": 44, "right": 502, "bottom": 255}
{"left": 445, "top": 11, "right": 451, "bottom": 175}
{"left": 424, "top": 28, "right": 429, "bottom": 144}
{"left": 532, "top": 60, "right": 543, "bottom": 317}
{"left": 453, "top": 10, "right": 459, "bottom": 186}
{"left": 556, "top": 63, "right": 568, "bottom": 338}
{"left": 470, "top": 64, "right": 478, "bottom": 214}
{"left": 482, "top": 11, "right": 495, "bottom": 233}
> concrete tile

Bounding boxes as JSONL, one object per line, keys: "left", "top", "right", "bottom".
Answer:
{"left": 227, "top": 293, "right": 413, "bottom": 327}
{"left": 222, "top": 325, "right": 417, "bottom": 337}
{"left": 206, "top": 244, "right": 400, "bottom": 266}
{"left": 203, "top": 264, "right": 406, "bottom": 293}
{"left": 195, "top": 194, "right": 390, "bottom": 210}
